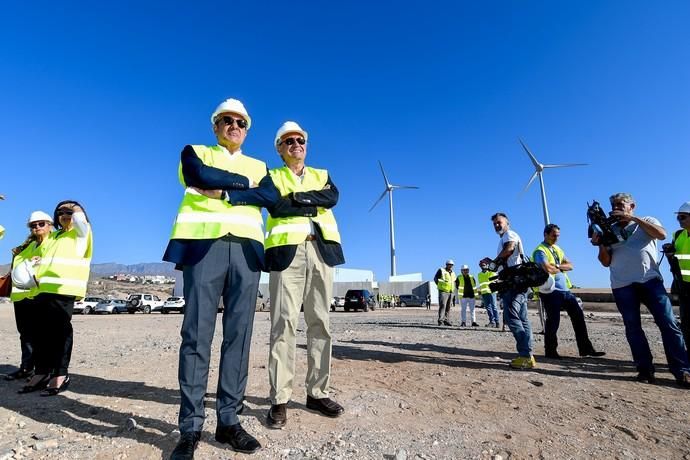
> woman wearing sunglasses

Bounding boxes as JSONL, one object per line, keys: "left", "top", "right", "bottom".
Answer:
{"left": 7, "top": 211, "right": 53, "bottom": 386}
{"left": 24, "top": 200, "right": 93, "bottom": 396}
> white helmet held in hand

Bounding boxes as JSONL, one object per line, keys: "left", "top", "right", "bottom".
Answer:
{"left": 210, "top": 98, "right": 251, "bottom": 129}
{"left": 12, "top": 259, "right": 39, "bottom": 290}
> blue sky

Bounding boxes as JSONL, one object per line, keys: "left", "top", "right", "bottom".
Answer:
{"left": 1, "top": 1, "right": 689, "bottom": 287}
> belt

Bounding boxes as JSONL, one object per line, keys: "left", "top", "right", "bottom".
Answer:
{"left": 305, "top": 235, "right": 317, "bottom": 241}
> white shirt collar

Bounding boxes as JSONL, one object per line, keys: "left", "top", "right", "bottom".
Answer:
{"left": 218, "top": 145, "right": 242, "bottom": 160}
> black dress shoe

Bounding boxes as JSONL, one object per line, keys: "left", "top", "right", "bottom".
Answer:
{"left": 443, "top": 320, "right": 453, "bottom": 326}
{"left": 676, "top": 371, "right": 690, "bottom": 389}
{"left": 41, "top": 375, "right": 70, "bottom": 397}
{"left": 215, "top": 423, "right": 261, "bottom": 454}
{"left": 266, "top": 403, "right": 287, "bottom": 429}
{"left": 306, "top": 396, "right": 345, "bottom": 418}
{"left": 471, "top": 322, "right": 479, "bottom": 327}
{"left": 544, "top": 352, "right": 562, "bottom": 360}
{"left": 580, "top": 350, "right": 606, "bottom": 357}
{"left": 4, "top": 368, "right": 34, "bottom": 381}
{"left": 636, "top": 372, "right": 656, "bottom": 384}
{"left": 170, "top": 431, "right": 201, "bottom": 460}
{"left": 18, "top": 374, "right": 51, "bottom": 394}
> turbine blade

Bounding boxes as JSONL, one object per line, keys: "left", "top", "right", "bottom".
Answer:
{"left": 378, "top": 160, "right": 391, "bottom": 187}
{"left": 543, "top": 163, "right": 588, "bottom": 168}
{"left": 522, "top": 171, "right": 539, "bottom": 194}
{"left": 369, "top": 189, "right": 388, "bottom": 212}
{"left": 519, "top": 138, "right": 541, "bottom": 169}
{"left": 394, "top": 185, "right": 419, "bottom": 190}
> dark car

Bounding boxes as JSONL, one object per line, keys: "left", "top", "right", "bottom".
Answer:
{"left": 344, "top": 289, "right": 375, "bottom": 312}
{"left": 398, "top": 294, "right": 425, "bottom": 307}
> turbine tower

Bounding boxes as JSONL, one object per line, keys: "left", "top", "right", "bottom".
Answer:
{"left": 519, "top": 139, "right": 588, "bottom": 226}
{"left": 369, "top": 161, "right": 419, "bottom": 277}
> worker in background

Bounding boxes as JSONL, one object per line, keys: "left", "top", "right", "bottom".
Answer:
{"left": 434, "top": 260, "right": 456, "bottom": 326}
{"left": 664, "top": 201, "right": 690, "bottom": 362}
{"left": 478, "top": 262, "right": 499, "bottom": 328}
{"left": 456, "top": 264, "right": 479, "bottom": 327}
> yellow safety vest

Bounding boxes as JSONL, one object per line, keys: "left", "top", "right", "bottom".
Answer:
{"left": 532, "top": 242, "right": 573, "bottom": 292}
{"left": 265, "top": 166, "right": 341, "bottom": 250}
{"left": 35, "top": 226, "right": 93, "bottom": 299}
{"left": 436, "top": 268, "right": 456, "bottom": 293}
{"left": 10, "top": 241, "right": 39, "bottom": 302}
{"left": 674, "top": 230, "right": 690, "bottom": 283}
{"left": 477, "top": 271, "right": 496, "bottom": 295}
{"left": 457, "top": 274, "right": 477, "bottom": 291}
{"left": 170, "top": 145, "right": 267, "bottom": 243}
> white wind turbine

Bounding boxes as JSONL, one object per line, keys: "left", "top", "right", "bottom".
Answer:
{"left": 520, "top": 139, "right": 588, "bottom": 226}
{"left": 369, "top": 161, "right": 419, "bottom": 278}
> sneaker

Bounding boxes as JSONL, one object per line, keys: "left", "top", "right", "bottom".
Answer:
{"left": 510, "top": 356, "right": 536, "bottom": 369}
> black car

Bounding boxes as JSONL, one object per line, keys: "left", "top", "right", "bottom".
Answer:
{"left": 344, "top": 289, "right": 375, "bottom": 312}
{"left": 398, "top": 294, "right": 425, "bottom": 307}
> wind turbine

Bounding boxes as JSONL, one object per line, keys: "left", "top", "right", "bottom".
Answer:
{"left": 520, "top": 139, "right": 588, "bottom": 226}
{"left": 369, "top": 161, "right": 419, "bottom": 278}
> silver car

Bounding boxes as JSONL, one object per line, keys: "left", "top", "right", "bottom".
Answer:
{"left": 162, "top": 296, "right": 185, "bottom": 314}
{"left": 94, "top": 299, "right": 127, "bottom": 314}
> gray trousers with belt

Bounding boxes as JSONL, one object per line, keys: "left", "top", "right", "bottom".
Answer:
{"left": 178, "top": 235, "right": 260, "bottom": 432}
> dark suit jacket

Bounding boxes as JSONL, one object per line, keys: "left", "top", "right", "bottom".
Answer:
{"left": 264, "top": 173, "right": 345, "bottom": 272}
{"left": 162, "top": 145, "right": 279, "bottom": 269}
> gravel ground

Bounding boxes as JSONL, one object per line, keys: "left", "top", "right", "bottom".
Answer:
{"left": 1, "top": 301, "right": 689, "bottom": 460}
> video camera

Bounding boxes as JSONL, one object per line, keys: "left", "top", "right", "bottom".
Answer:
{"left": 488, "top": 262, "right": 549, "bottom": 294}
{"left": 587, "top": 200, "right": 626, "bottom": 246}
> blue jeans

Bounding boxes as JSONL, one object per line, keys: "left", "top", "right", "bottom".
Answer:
{"left": 500, "top": 289, "right": 533, "bottom": 357}
{"left": 482, "top": 293, "right": 499, "bottom": 324}
{"left": 612, "top": 277, "right": 690, "bottom": 379}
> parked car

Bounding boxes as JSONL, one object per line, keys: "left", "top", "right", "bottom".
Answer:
{"left": 330, "top": 296, "right": 346, "bottom": 311}
{"left": 94, "top": 299, "right": 128, "bottom": 314}
{"left": 344, "top": 289, "right": 375, "bottom": 312}
{"left": 398, "top": 294, "right": 426, "bottom": 307}
{"left": 74, "top": 296, "right": 105, "bottom": 315}
{"left": 126, "top": 293, "right": 164, "bottom": 314}
{"left": 162, "top": 296, "right": 185, "bottom": 314}
{"left": 218, "top": 290, "right": 266, "bottom": 313}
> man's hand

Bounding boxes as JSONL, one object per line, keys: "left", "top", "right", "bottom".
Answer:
{"left": 192, "top": 187, "right": 223, "bottom": 199}
{"left": 610, "top": 209, "right": 635, "bottom": 222}
{"left": 590, "top": 232, "right": 601, "bottom": 246}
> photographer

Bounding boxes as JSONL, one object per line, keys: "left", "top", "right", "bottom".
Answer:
{"left": 533, "top": 224, "right": 604, "bottom": 360}
{"left": 665, "top": 201, "right": 690, "bottom": 362}
{"left": 482, "top": 213, "right": 535, "bottom": 369}
{"left": 593, "top": 193, "right": 690, "bottom": 387}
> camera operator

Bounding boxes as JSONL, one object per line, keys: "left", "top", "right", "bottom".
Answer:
{"left": 481, "top": 212, "right": 535, "bottom": 369}
{"left": 665, "top": 201, "right": 690, "bottom": 362}
{"left": 533, "top": 224, "right": 604, "bottom": 360}
{"left": 593, "top": 193, "right": 690, "bottom": 387}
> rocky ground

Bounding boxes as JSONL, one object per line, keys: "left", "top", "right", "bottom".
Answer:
{"left": 1, "top": 300, "right": 689, "bottom": 460}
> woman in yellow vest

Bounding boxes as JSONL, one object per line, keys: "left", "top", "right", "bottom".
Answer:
{"left": 24, "top": 200, "right": 92, "bottom": 396}
{"left": 7, "top": 211, "right": 53, "bottom": 384}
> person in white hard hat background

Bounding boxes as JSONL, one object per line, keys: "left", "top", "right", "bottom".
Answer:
{"left": 533, "top": 224, "right": 604, "bottom": 360}
{"left": 477, "top": 261, "right": 499, "bottom": 328}
{"left": 663, "top": 201, "right": 690, "bottom": 362}
{"left": 263, "top": 121, "right": 345, "bottom": 429}
{"left": 456, "top": 264, "right": 479, "bottom": 327}
{"left": 163, "top": 98, "right": 278, "bottom": 458}
{"left": 593, "top": 193, "right": 690, "bottom": 387}
{"left": 5, "top": 211, "right": 52, "bottom": 383}
{"left": 434, "top": 260, "right": 456, "bottom": 326}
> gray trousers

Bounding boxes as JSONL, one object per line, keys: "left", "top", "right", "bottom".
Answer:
{"left": 438, "top": 291, "right": 453, "bottom": 321}
{"left": 178, "top": 236, "right": 260, "bottom": 432}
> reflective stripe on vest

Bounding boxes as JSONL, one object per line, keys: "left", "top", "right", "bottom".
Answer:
{"left": 532, "top": 243, "right": 573, "bottom": 291}
{"left": 169, "top": 145, "right": 266, "bottom": 243}
{"left": 457, "top": 275, "right": 476, "bottom": 290}
{"left": 265, "top": 166, "right": 341, "bottom": 250}
{"left": 10, "top": 241, "right": 39, "bottom": 302}
{"left": 477, "top": 271, "right": 496, "bottom": 294}
{"left": 35, "top": 227, "right": 93, "bottom": 299}
{"left": 437, "top": 269, "right": 456, "bottom": 293}
{"left": 674, "top": 230, "right": 690, "bottom": 282}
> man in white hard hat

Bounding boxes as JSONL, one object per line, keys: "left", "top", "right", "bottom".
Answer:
{"left": 533, "top": 224, "right": 604, "bottom": 360}
{"left": 434, "top": 260, "right": 456, "bottom": 326}
{"left": 264, "top": 121, "right": 345, "bottom": 429}
{"left": 164, "top": 98, "right": 279, "bottom": 458}
{"left": 456, "top": 264, "right": 478, "bottom": 327}
{"left": 663, "top": 201, "right": 690, "bottom": 362}
{"left": 593, "top": 193, "right": 690, "bottom": 387}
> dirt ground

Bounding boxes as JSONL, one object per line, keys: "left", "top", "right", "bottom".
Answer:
{"left": 1, "top": 300, "right": 689, "bottom": 460}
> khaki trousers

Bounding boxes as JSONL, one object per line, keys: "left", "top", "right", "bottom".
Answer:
{"left": 269, "top": 240, "right": 333, "bottom": 404}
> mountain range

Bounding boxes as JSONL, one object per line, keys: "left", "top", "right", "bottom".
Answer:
{"left": 0, "top": 262, "right": 176, "bottom": 276}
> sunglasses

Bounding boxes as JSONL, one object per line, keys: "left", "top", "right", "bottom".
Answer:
{"left": 218, "top": 116, "right": 248, "bottom": 129}
{"left": 281, "top": 137, "right": 306, "bottom": 146}
{"left": 678, "top": 214, "right": 689, "bottom": 221}
{"left": 29, "top": 221, "right": 49, "bottom": 229}
{"left": 57, "top": 209, "right": 74, "bottom": 217}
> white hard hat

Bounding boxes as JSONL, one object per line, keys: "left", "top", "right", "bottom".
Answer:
{"left": 274, "top": 121, "right": 308, "bottom": 147}
{"left": 0, "top": 224, "right": 5, "bottom": 240}
{"left": 210, "top": 98, "right": 251, "bottom": 130}
{"left": 676, "top": 202, "right": 690, "bottom": 214}
{"left": 538, "top": 276, "right": 556, "bottom": 294}
{"left": 12, "top": 259, "right": 39, "bottom": 290}
{"left": 461, "top": 264, "right": 469, "bottom": 270}
{"left": 445, "top": 259, "right": 454, "bottom": 265}
{"left": 28, "top": 211, "right": 53, "bottom": 224}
